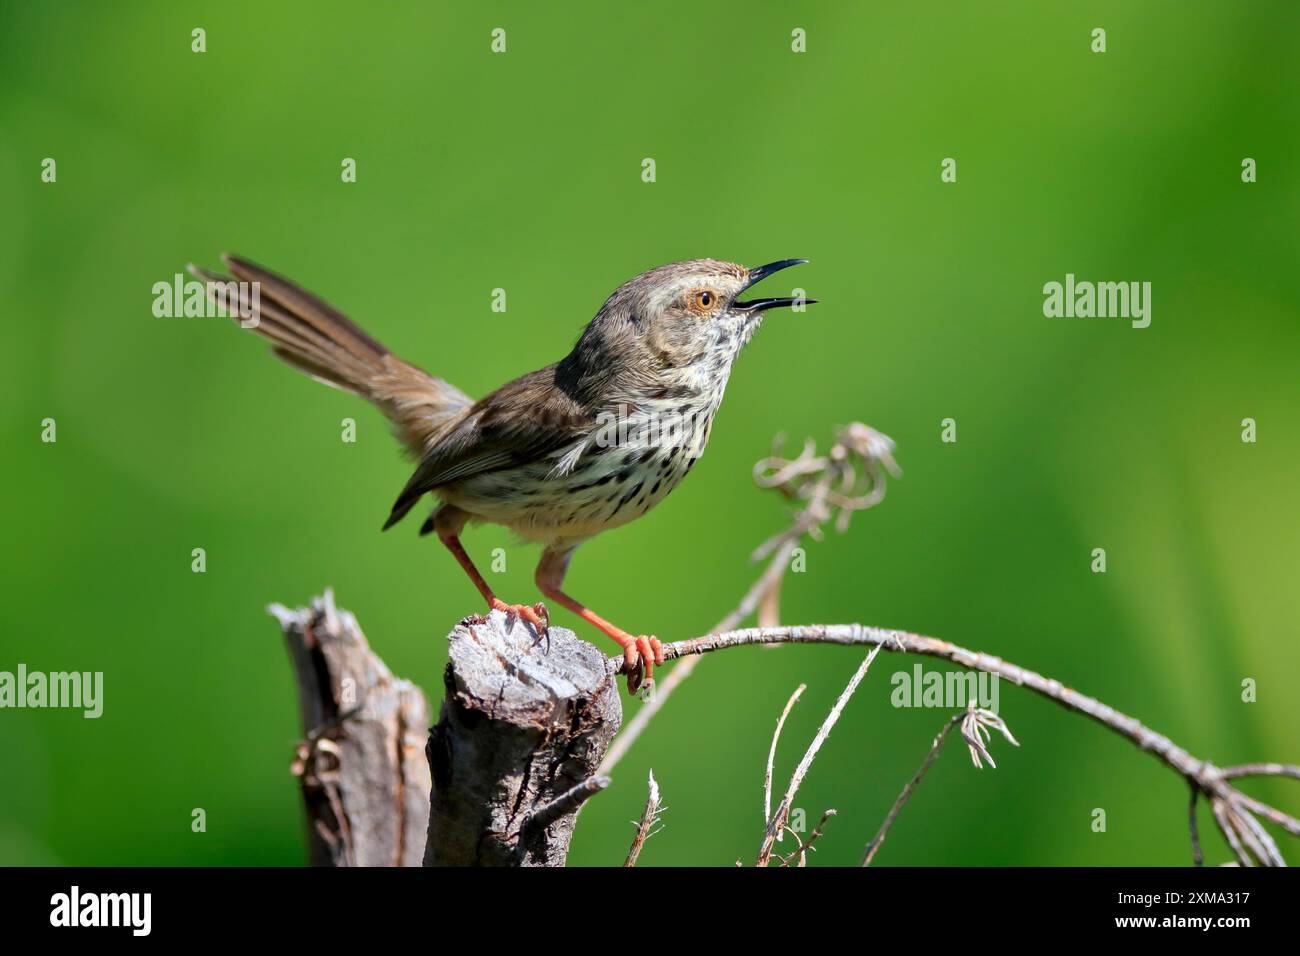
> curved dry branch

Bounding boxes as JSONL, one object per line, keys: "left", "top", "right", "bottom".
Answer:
{"left": 613, "top": 622, "right": 1298, "bottom": 866}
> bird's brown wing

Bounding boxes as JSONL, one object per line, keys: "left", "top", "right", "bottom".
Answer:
{"left": 188, "top": 255, "right": 473, "bottom": 456}
{"left": 382, "top": 365, "right": 596, "bottom": 529}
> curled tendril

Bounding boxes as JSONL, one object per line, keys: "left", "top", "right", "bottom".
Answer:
{"left": 751, "top": 423, "right": 901, "bottom": 561}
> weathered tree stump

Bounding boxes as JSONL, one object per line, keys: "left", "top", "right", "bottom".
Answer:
{"left": 271, "top": 591, "right": 431, "bottom": 867}
{"left": 423, "top": 609, "right": 623, "bottom": 866}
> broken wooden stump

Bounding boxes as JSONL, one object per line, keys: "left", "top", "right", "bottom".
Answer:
{"left": 273, "top": 594, "right": 621, "bottom": 867}
{"left": 423, "top": 609, "right": 623, "bottom": 866}
{"left": 271, "top": 590, "right": 431, "bottom": 867}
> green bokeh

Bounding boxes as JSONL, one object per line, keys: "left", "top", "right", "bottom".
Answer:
{"left": 2, "top": 1, "right": 1297, "bottom": 867}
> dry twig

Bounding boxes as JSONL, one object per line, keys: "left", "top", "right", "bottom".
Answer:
{"left": 862, "top": 705, "right": 1019, "bottom": 865}
{"left": 796, "top": 809, "right": 837, "bottom": 866}
{"left": 624, "top": 771, "right": 664, "bottom": 867}
{"left": 862, "top": 714, "right": 963, "bottom": 866}
{"left": 1189, "top": 785, "right": 1204, "bottom": 867}
{"left": 522, "top": 775, "right": 610, "bottom": 842}
{"left": 765, "top": 684, "right": 806, "bottom": 826}
{"left": 756, "top": 646, "right": 883, "bottom": 866}
{"left": 613, "top": 622, "right": 1297, "bottom": 866}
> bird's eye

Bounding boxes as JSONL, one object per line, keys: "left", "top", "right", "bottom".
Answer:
{"left": 695, "top": 290, "right": 715, "bottom": 309}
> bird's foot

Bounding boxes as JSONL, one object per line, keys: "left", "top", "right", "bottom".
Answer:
{"left": 491, "top": 598, "right": 550, "bottom": 649}
{"left": 619, "top": 635, "right": 665, "bottom": 697}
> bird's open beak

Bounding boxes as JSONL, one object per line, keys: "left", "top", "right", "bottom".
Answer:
{"left": 734, "top": 258, "right": 816, "bottom": 313}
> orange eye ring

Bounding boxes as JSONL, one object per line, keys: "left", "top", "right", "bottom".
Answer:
{"left": 695, "top": 290, "right": 715, "bottom": 309}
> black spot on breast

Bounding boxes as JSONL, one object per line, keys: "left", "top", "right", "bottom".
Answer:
{"left": 574, "top": 471, "right": 617, "bottom": 491}
{"left": 619, "top": 481, "right": 644, "bottom": 507}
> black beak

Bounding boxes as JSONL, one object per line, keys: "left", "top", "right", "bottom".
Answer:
{"left": 734, "top": 258, "right": 816, "bottom": 313}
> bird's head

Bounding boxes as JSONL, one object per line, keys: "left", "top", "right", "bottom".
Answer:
{"left": 576, "top": 258, "right": 814, "bottom": 377}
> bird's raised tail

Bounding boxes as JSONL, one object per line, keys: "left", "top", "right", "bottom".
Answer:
{"left": 187, "top": 255, "right": 473, "bottom": 458}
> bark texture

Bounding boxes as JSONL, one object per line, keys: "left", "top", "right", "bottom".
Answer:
{"left": 271, "top": 590, "right": 431, "bottom": 867}
{"left": 423, "top": 609, "right": 622, "bottom": 866}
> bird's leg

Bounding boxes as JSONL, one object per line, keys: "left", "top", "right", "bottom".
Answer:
{"left": 535, "top": 548, "right": 664, "bottom": 693}
{"left": 432, "top": 505, "right": 548, "bottom": 639}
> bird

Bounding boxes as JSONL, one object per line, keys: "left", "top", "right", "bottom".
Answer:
{"left": 188, "top": 255, "right": 814, "bottom": 691}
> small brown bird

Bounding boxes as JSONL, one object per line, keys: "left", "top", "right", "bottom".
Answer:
{"left": 189, "top": 255, "right": 813, "bottom": 690}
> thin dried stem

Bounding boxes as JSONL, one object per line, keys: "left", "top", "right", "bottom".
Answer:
{"left": 796, "top": 809, "right": 837, "bottom": 867}
{"left": 765, "top": 684, "right": 806, "bottom": 826}
{"left": 774, "top": 809, "right": 838, "bottom": 867}
{"left": 1189, "top": 785, "right": 1204, "bottom": 867}
{"left": 1220, "top": 763, "right": 1300, "bottom": 781}
{"left": 862, "top": 714, "right": 963, "bottom": 866}
{"left": 1211, "top": 797, "right": 1251, "bottom": 866}
{"left": 623, "top": 770, "right": 663, "bottom": 867}
{"left": 1231, "top": 793, "right": 1300, "bottom": 837}
{"left": 756, "top": 646, "right": 883, "bottom": 866}
{"left": 861, "top": 705, "right": 1017, "bottom": 865}
{"left": 1235, "top": 802, "right": 1284, "bottom": 866}
{"left": 522, "top": 775, "right": 610, "bottom": 840}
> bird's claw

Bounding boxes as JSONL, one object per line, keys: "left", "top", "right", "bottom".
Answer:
{"left": 622, "top": 635, "right": 664, "bottom": 697}
{"left": 492, "top": 599, "right": 549, "bottom": 649}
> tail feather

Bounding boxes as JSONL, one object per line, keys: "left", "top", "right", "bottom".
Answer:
{"left": 223, "top": 254, "right": 389, "bottom": 359}
{"left": 270, "top": 345, "right": 365, "bottom": 396}
{"left": 188, "top": 255, "right": 473, "bottom": 461}
{"left": 254, "top": 293, "right": 381, "bottom": 393}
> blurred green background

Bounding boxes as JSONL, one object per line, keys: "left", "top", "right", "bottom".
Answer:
{"left": 2, "top": 1, "right": 1297, "bottom": 867}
